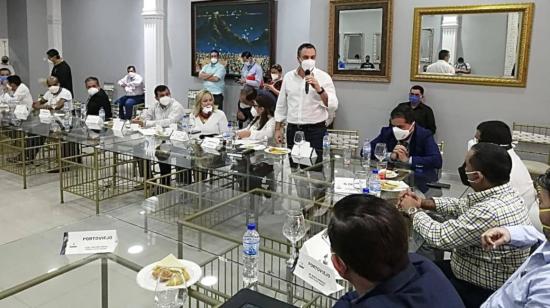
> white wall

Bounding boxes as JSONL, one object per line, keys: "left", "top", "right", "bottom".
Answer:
{"left": 0, "top": 0, "right": 8, "bottom": 38}
{"left": 7, "top": 0, "right": 29, "bottom": 84}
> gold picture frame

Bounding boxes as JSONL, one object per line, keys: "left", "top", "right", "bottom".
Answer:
{"left": 328, "top": 0, "right": 393, "bottom": 82}
{"left": 410, "top": 3, "right": 534, "bottom": 88}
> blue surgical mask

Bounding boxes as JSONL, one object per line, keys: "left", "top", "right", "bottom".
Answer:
{"left": 409, "top": 95, "right": 420, "bottom": 106}
{"left": 0, "top": 76, "right": 7, "bottom": 83}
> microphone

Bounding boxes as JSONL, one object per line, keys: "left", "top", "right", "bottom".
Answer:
{"left": 305, "top": 69, "right": 311, "bottom": 94}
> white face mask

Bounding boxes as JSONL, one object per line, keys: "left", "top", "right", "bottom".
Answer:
{"left": 202, "top": 106, "right": 213, "bottom": 114}
{"left": 210, "top": 58, "right": 218, "bottom": 64}
{"left": 467, "top": 138, "right": 478, "bottom": 151}
{"left": 87, "top": 87, "right": 99, "bottom": 96}
{"left": 271, "top": 74, "right": 279, "bottom": 81}
{"left": 393, "top": 126, "right": 412, "bottom": 141}
{"left": 128, "top": 72, "right": 136, "bottom": 78}
{"left": 159, "top": 96, "right": 172, "bottom": 106}
{"left": 301, "top": 59, "right": 315, "bottom": 72}
{"left": 250, "top": 106, "right": 259, "bottom": 118}
{"left": 48, "top": 85, "right": 60, "bottom": 94}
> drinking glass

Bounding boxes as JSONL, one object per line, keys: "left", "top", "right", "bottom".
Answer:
{"left": 282, "top": 210, "right": 307, "bottom": 266}
{"left": 353, "top": 170, "right": 369, "bottom": 191}
{"left": 374, "top": 143, "right": 387, "bottom": 168}
{"left": 343, "top": 148, "right": 352, "bottom": 165}
{"left": 153, "top": 272, "right": 187, "bottom": 308}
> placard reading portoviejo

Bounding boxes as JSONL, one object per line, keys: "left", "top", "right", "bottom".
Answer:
{"left": 60, "top": 230, "right": 118, "bottom": 255}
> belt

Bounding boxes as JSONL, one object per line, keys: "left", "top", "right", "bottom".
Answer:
{"left": 287, "top": 121, "right": 326, "bottom": 129}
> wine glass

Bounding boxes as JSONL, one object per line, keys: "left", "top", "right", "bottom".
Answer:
{"left": 282, "top": 210, "right": 307, "bottom": 266}
{"left": 374, "top": 143, "right": 387, "bottom": 169}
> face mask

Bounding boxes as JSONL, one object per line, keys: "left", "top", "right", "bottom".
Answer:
{"left": 301, "top": 59, "right": 315, "bottom": 71}
{"left": 0, "top": 76, "right": 7, "bottom": 83}
{"left": 87, "top": 87, "right": 99, "bottom": 96}
{"left": 467, "top": 138, "right": 478, "bottom": 151}
{"left": 459, "top": 164, "right": 480, "bottom": 186}
{"left": 1, "top": 60, "right": 7, "bottom": 64}
{"left": 49, "top": 85, "right": 60, "bottom": 94}
{"left": 393, "top": 126, "right": 411, "bottom": 141}
{"left": 48, "top": 59, "right": 54, "bottom": 64}
{"left": 128, "top": 72, "right": 136, "bottom": 78}
{"left": 210, "top": 58, "right": 218, "bottom": 64}
{"left": 202, "top": 106, "right": 213, "bottom": 114}
{"left": 271, "top": 74, "right": 279, "bottom": 81}
{"left": 159, "top": 96, "right": 172, "bottom": 106}
{"left": 250, "top": 107, "right": 259, "bottom": 118}
{"left": 409, "top": 95, "right": 421, "bottom": 106}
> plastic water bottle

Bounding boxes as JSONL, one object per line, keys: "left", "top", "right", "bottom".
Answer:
{"left": 242, "top": 223, "right": 260, "bottom": 285}
{"left": 369, "top": 169, "right": 381, "bottom": 197}
{"left": 98, "top": 107, "right": 105, "bottom": 122}
{"left": 322, "top": 132, "right": 331, "bottom": 160}
{"left": 63, "top": 104, "right": 71, "bottom": 129}
{"left": 180, "top": 114, "right": 190, "bottom": 133}
{"left": 80, "top": 101, "right": 87, "bottom": 120}
{"left": 262, "top": 135, "right": 269, "bottom": 147}
{"left": 362, "top": 138, "right": 371, "bottom": 168}
{"left": 223, "top": 122, "right": 234, "bottom": 148}
{"left": 362, "top": 188, "right": 370, "bottom": 195}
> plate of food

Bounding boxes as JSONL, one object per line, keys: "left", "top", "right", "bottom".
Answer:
{"left": 379, "top": 169, "right": 399, "bottom": 179}
{"left": 380, "top": 180, "right": 409, "bottom": 192}
{"left": 264, "top": 147, "right": 291, "bottom": 155}
{"left": 136, "top": 254, "right": 202, "bottom": 291}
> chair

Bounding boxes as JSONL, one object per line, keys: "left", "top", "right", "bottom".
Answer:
{"left": 328, "top": 129, "right": 359, "bottom": 155}
{"left": 187, "top": 89, "right": 201, "bottom": 109}
{"left": 512, "top": 122, "right": 550, "bottom": 178}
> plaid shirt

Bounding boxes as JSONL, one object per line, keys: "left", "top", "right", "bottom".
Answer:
{"left": 413, "top": 183, "right": 531, "bottom": 290}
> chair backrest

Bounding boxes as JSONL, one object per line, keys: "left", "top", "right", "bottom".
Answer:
{"left": 103, "top": 83, "right": 116, "bottom": 102}
{"left": 512, "top": 122, "right": 550, "bottom": 165}
{"left": 187, "top": 89, "right": 201, "bottom": 109}
{"left": 328, "top": 129, "right": 359, "bottom": 154}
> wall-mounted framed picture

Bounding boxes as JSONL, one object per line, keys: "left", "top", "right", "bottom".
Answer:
{"left": 191, "top": 0, "right": 276, "bottom": 79}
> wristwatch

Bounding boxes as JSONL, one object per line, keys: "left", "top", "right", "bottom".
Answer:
{"left": 316, "top": 87, "right": 325, "bottom": 95}
{"left": 407, "top": 207, "right": 420, "bottom": 217}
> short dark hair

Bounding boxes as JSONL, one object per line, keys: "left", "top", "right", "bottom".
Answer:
{"left": 457, "top": 57, "right": 464, "bottom": 63}
{"left": 127, "top": 65, "right": 136, "bottom": 72}
{"left": 0, "top": 68, "right": 11, "bottom": 75}
{"left": 328, "top": 194, "right": 409, "bottom": 282}
{"left": 390, "top": 104, "right": 415, "bottom": 124}
{"left": 410, "top": 85, "right": 424, "bottom": 95}
{"left": 297, "top": 43, "right": 316, "bottom": 57}
{"left": 241, "top": 51, "right": 252, "bottom": 58}
{"left": 46, "top": 48, "right": 60, "bottom": 58}
{"left": 7, "top": 75, "right": 22, "bottom": 86}
{"left": 211, "top": 49, "right": 220, "bottom": 57}
{"left": 84, "top": 76, "right": 100, "bottom": 86}
{"left": 476, "top": 121, "right": 512, "bottom": 147}
{"left": 241, "top": 85, "right": 257, "bottom": 101}
{"left": 438, "top": 50, "right": 450, "bottom": 60}
{"left": 270, "top": 64, "right": 282, "bottom": 73}
{"left": 469, "top": 143, "right": 512, "bottom": 186}
{"left": 536, "top": 169, "right": 550, "bottom": 192}
{"left": 154, "top": 85, "right": 170, "bottom": 97}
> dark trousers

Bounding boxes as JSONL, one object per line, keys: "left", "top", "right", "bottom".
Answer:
{"left": 138, "top": 159, "right": 172, "bottom": 187}
{"left": 116, "top": 94, "right": 145, "bottom": 120}
{"left": 213, "top": 94, "right": 224, "bottom": 111}
{"left": 435, "top": 260, "right": 494, "bottom": 308}
{"left": 286, "top": 122, "right": 327, "bottom": 152}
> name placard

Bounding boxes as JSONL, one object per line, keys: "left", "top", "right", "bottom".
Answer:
{"left": 39, "top": 109, "right": 51, "bottom": 118}
{"left": 85, "top": 115, "right": 104, "bottom": 126}
{"left": 293, "top": 253, "right": 344, "bottom": 296}
{"left": 112, "top": 119, "right": 125, "bottom": 131}
{"left": 201, "top": 137, "right": 220, "bottom": 150}
{"left": 170, "top": 131, "right": 189, "bottom": 142}
{"left": 60, "top": 230, "right": 118, "bottom": 255}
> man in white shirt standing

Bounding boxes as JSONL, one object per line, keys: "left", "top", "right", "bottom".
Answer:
{"left": 426, "top": 50, "right": 455, "bottom": 75}
{"left": 115, "top": 65, "right": 145, "bottom": 120}
{"left": 275, "top": 43, "right": 338, "bottom": 152}
{"left": 6, "top": 75, "right": 33, "bottom": 110}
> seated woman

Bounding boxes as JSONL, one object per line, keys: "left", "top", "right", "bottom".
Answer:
{"left": 236, "top": 94, "right": 275, "bottom": 141}
{"left": 264, "top": 64, "right": 283, "bottom": 97}
{"left": 190, "top": 89, "right": 228, "bottom": 136}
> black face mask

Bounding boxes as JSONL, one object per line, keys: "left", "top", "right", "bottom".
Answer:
{"left": 458, "top": 162, "right": 470, "bottom": 187}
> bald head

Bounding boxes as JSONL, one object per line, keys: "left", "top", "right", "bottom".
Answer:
{"left": 46, "top": 76, "right": 60, "bottom": 87}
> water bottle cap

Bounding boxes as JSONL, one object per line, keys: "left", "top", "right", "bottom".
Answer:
{"left": 362, "top": 188, "right": 370, "bottom": 194}
{"left": 247, "top": 223, "right": 256, "bottom": 230}
{"left": 372, "top": 169, "right": 379, "bottom": 174}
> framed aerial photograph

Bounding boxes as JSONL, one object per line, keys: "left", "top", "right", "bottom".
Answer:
{"left": 191, "top": 0, "right": 276, "bottom": 78}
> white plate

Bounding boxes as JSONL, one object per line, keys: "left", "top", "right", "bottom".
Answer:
{"left": 379, "top": 169, "right": 398, "bottom": 179}
{"left": 136, "top": 259, "right": 202, "bottom": 292}
{"left": 264, "top": 147, "right": 291, "bottom": 155}
{"left": 380, "top": 180, "right": 409, "bottom": 192}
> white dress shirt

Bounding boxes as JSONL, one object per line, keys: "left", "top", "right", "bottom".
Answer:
{"left": 141, "top": 99, "right": 184, "bottom": 128}
{"left": 508, "top": 149, "right": 542, "bottom": 230}
{"left": 275, "top": 68, "right": 338, "bottom": 124}
{"left": 426, "top": 60, "right": 455, "bottom": 74}
{"left": 10, "top": 83, "right": 33, "bottom": 110}
{"left": 242, "top": 117, "right": 275, "bottom": 141}
{"left": 42, "top": 88, "right": 73, "bottom": 110}
{"left": 190, "top": 109, "right": 228, "bottom": 135}
{"left": 118, "top": 73, "right": 145, "bottom": 96}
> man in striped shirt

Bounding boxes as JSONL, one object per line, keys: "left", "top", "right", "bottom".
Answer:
{"left": 398, "top": 143, "right": 531, "bottom": 308}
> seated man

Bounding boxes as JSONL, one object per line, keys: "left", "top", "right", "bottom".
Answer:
{"left": 330, "top": 194, "right": 464, "bottom": 308}
{"left": 397, "top": 85, "right": 436, "bottom": 135}
{"left": 398, "top": 143, "right": 532, "bottom": 308}
{"left": 360, "top": 55, "right": 375, "bottom": 69}
{"left": 84, "top": 76, "right": 112, "bottom": 120}
{"left": 115, "top": 65, "right": 145, "bottom": 120}
{"left": 370, "top": 104, "right": 441, "bottom": 190}
{"left": 480, "top": 169, "right": 550, "bottom": 307}
{"left": 132, "top": 85, "right": 184, "bottom": 188}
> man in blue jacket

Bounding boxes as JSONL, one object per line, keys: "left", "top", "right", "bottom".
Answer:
{"left": 370, "top": 104, "right": 442, "bottom": 191}
{"left": 330, "top": 194, "right": 464, "bottom": 308}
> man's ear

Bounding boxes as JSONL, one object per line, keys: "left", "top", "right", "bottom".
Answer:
{"left": 331, "top": 254, "right": 348, "bottom": 277}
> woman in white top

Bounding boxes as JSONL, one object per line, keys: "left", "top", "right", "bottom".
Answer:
{"left": 190, "top": 89, "right": 228, "bottom": 136}
{"left": 236, "top": 93, "right": 275, "bottom": 141}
